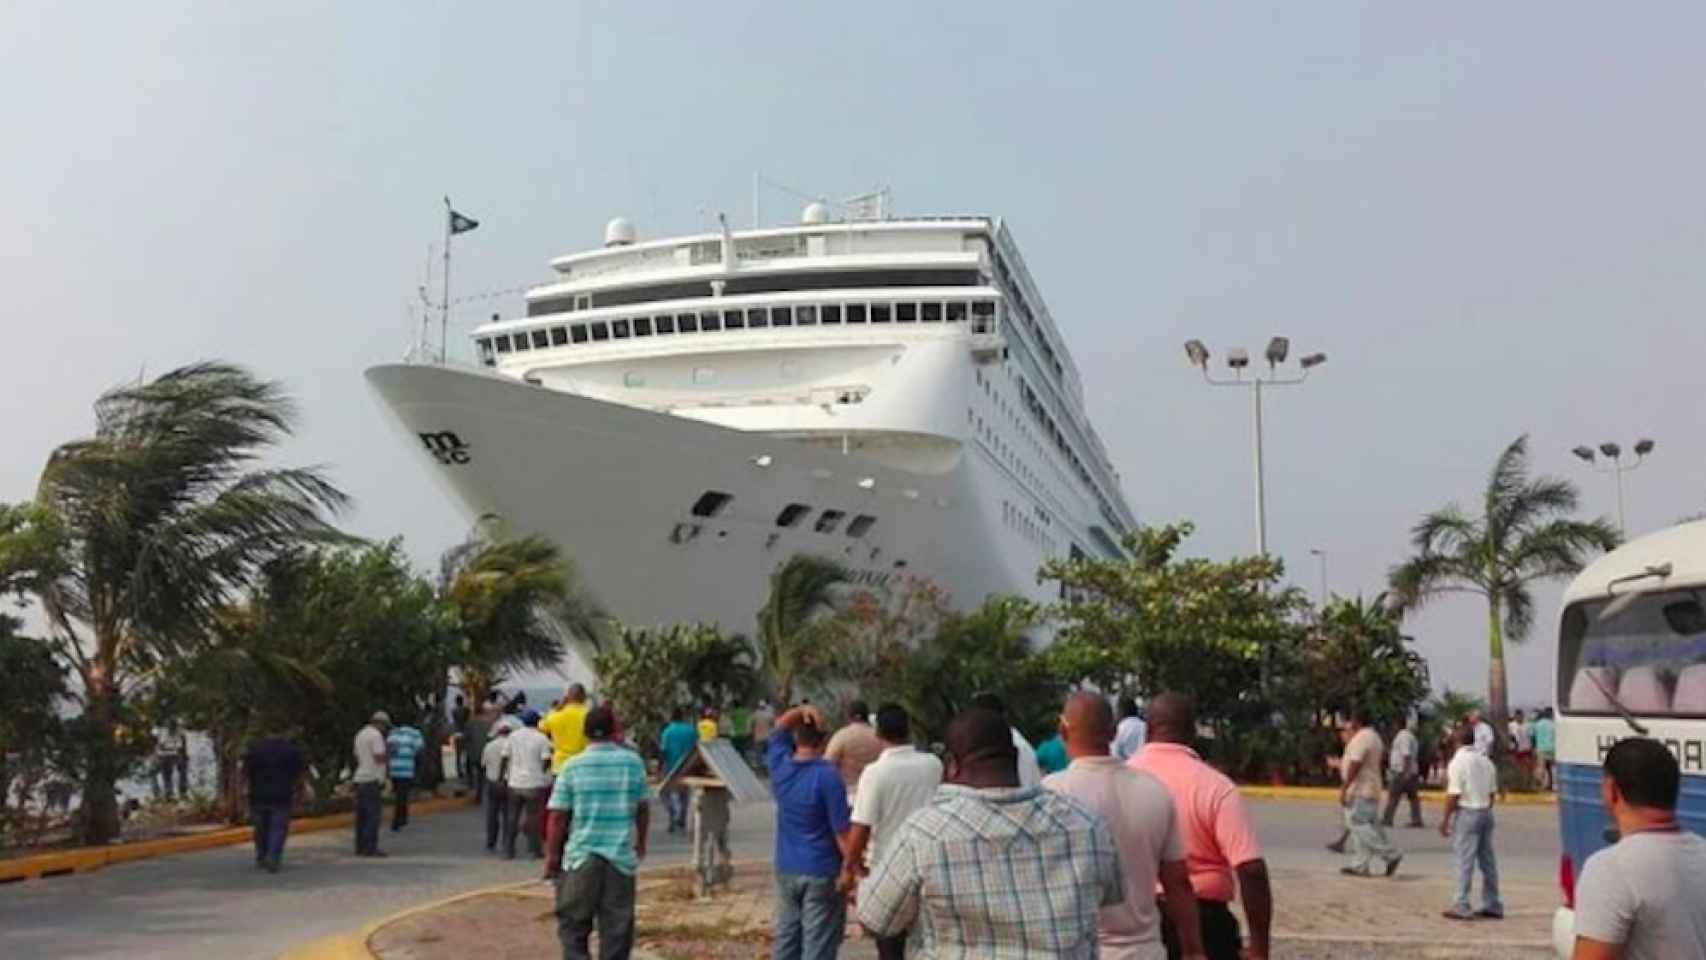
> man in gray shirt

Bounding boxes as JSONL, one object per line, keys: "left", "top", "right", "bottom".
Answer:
{"left": 1571, "top": 737, "right": 1706, "bottom": 959}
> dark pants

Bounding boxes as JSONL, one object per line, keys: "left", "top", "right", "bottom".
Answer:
{"left": 872, "top": 931, "right": 907, "bottom": 960}
{"left": 506, "top": 786, "right": 546, "bottom": 857}
{"left": 154, "top": 755, "right": 188, "bottom": 800}
{"left": 1382, "top": 771, "right": 1424, "bottom": 826}
{"left": 354, "top": 781, "right": 383, "bottom": 854}
{"left": 1162, "top": 898, "right": 1242, "bottom": 960}
{"left": 251, "top": 802, "right": 291, "bottom": 866}
{"left": 556, "top": 854, "right": 636, "bottom": 960}
{"left": 484, "top": 780, "right": 510, "bottom": 849}
{"left": 391, "top": 777, "right": 414, "bottom": 829}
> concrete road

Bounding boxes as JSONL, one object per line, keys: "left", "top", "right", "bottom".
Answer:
{"left": 0, "top": 795, "right": 1562, "bottom": 959}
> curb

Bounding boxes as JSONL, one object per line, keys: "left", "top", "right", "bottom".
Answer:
{"left": 1239, "top": 784, "right": 1557, "bottom": 806}
{"left": 0, "top": 795, "right": 472, "bottom": 884}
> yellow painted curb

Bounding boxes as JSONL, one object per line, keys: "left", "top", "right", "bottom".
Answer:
{"left": 1239, "top": 784, "right": 1557, "bottom": 806}
{"left": 0, "top": 795, "right": 472, "bottom": 884}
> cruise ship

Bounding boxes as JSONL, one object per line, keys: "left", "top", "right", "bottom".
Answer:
{"left": 366, "top": 203, "right": 1137, "bottom": 644}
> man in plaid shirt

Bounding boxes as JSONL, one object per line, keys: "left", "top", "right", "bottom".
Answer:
{"left": 856, "top": 707, "right": 1125, "bottom": 957}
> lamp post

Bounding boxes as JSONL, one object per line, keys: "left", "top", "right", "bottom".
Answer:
{"left": 1309, "top": 548, "right": 1328, "bottom": 607}
{"left": 1571, "top": 439, "right": 1655, "bottom": 537}
{"left": 1183, "top": 337, "right": 1327, "bottom": 556}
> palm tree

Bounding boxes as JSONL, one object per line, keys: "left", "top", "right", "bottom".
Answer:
{"left": 1387, "top": 434, "right": 1617, "bottom": 740}
{"left": 756, "top": 555, "right": 849, "bottom": 705}
{"left": 17, "top": 363, "right": 348, "bottom": 843}
{"left": 441, "top": 534, "right": 602, "bottom": 710}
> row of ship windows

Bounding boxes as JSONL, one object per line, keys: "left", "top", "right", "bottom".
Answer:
{"left": 480, "top": 299, "right": 998, "bottom": 363}
{"left": 1002, "top": 499, "right": 1057, "bottom": 555}
{"left": 690, "top": 490, "right": 877, "bottom": 538}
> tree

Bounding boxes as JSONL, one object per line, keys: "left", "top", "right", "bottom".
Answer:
{"left": 1299, "top": 594, "right": 1431, "bottom": 727}
{"left": 1387, "top": 434, "right": 1618, "bottom": 740}
{"left": 1043, "top": 523, "right": 1309, "bottom": 739}
{"left": 0, "top": 614, "right": 69, "bottom": 847}
{"left": 755, "top": 555, "right": 850, "bottom": 704}
{"left": 2, "top": 363, "right": 348, "bottom": 843}
{"left": 594, "top": 623, "right": 756, "bottom": 761}
{"left": 440, "top": 535, "right": 596, "bottom": 712}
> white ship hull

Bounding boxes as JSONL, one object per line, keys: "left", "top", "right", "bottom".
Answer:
{"left": 366, "top": 363, "right": 1058, "bottom": 638}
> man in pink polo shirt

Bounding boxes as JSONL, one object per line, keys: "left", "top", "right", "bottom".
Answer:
{"left": 1130, "top": 692, "right": 1273, "bottom": 960}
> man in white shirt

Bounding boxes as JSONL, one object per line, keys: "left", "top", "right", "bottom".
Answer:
{"left": 1338, "top": 709, "right": 1402, "bottom": 878}
{"left": 971, "top": 692, "right": 1040, "bottom": 788}
{"left": 503, "top": 710, "right": 555, "bottom": 859}
{"left": 480, "top": 720, "right": 513, "bottom": 852}
{"left": 1572, "top": 738, "right": 1706, "bottom": 959}
{"left": 1381, "top": 719, "right": 1424, "bottom": 829}
{"left": 1468, "top": 709, "right": 1496, "bottom": 757}
{"left": 352, "top": 711, "right": 389, "bottom": 857}
{"left": 1112, "top": 697, "right": 1148, "bottom": 762}
{"left": 1440, "top": 726, "right": 1501, "bottom": 920}
{"left": 839, "top": 703, "right": 944, "bottom": 960}
{"left": 1045, "top": 692, "right": 1205, "bottom": 960}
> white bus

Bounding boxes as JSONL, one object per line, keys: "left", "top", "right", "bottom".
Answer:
{"left": 1551, "top": 520, "right": 1706, "bottom": 956}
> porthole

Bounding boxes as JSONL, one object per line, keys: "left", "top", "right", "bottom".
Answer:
{"left": 814, "top": 509, "right": 846, "bottom": 534}
{"left": 775, "top": 503, "right": 811, "bottom": 528}
{"left": 846, "top": 515, "right": 876, "bottom": 538}
{"left": 690, "top": 491, "right": 733, "bottom": 518}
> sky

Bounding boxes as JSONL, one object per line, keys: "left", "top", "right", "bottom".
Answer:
{"left": 5, "top": 3, "right": 1705, "bottom": 707}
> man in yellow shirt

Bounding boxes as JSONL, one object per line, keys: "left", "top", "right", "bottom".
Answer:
{"left": 698, "top": 706, "right": 721, "bottom": 741}
{"left": 538, "top": 684, "right": 590, "bottom": 774}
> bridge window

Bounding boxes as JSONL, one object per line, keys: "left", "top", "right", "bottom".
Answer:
{"left": 550, "top": 326, "right": 568, "bottom": 346}
{"left": 612, "top": 319, "right": 631, "bottom": 339}
{"left": 690, "top": 491, "right": 733, "bottom": 518}
{"left": 678, "top": 313, "right": 699, "bottom": 333}
{"left": 634, "top": 316, "right": 652, "bottom": 336}
{"left": 947, "top": 301, "right": 967, "bottom": 323}
{"left": 796, "top": 305, "right": 817, "bottom": 325}
{"left": 871, "top": 303, "right": 892, "bottom": 324}
{"left": 847, "top": 304, "right": 867, "bottom": 324}
{"left": 657, "top": 314, "right": 678, "bottom": 334}
{"left": 846, "top": 515, "right": 876, "bottom": 538}
{"left": 896, "top": 303, "right": 917, "bottom": 323}
{"left": 972, "top": 300, "right": 996, "bottom": 333}
{"left": 821, "top": 304, "right": 842, "bottom": 324}
{"left": 590, "top": 322, "right": 610, "bottom": 342}
{"left": 747, "top": 307, "right": 768, "bottom": 329}
{"left": 703, "top": 311, "right": 723, "bottom": 332}
{"left": 571, "top": 325, "right": 589, "bottom": 344}
{"left": 922, "top": 302, "right": 942, "bottom": 323}
{"left": 531, "top": 329, "right": 549, "bottom": 349}
{"left": 775, "top": 503, "right": 811, "bottom": 528}
{"left": 772, "top": 305, "right": 793, "bottom": 326}
{"left": 514, "top": 332, "right": 532, "bottom": 352}
{"left": 494, "top": 335, "right": 512, "bottom": 354}
{"left": 814, "top": 509, "right": 846, "bottom": 534}
{"left": 724, "top": 309, "right": 745, "bottom": 330}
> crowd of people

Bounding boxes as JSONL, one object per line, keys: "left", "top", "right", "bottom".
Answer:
{"left": 222, "top": 684, "right": 1706, "bottom": 960}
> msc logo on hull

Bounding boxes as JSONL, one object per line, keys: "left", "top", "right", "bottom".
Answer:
{"left": 418, "top": 431, "right": 471, "bottom": 465}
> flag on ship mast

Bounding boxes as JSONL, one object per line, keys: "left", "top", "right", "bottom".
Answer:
{"left": 448, "top": 207, "right": 479, "bottom": 235}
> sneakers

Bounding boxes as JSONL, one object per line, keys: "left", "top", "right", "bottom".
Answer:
{"left": 1326, "top": 840, "right": 1347, "bottom": 853}
{"left": 1441, "top": 908, "right": 1475, "bottom": 921}
{"left": 1385, "top": 854, "right": 1403, "bottom": 877}
{"left": 1475, "top": 909, "right": 1505, "bottom": 920}
{"left": 1340, "top": 866, "right": 1373, "bottom": 877}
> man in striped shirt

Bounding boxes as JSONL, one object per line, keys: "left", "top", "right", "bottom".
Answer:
{"left": 385, "top": 720, "right": 426, "bottom": 832}
{"left": 857, "top": 707, "right": 1124, "bottom": 957}
{"left": 544, "top": 704, "right": 651, "bottom": 960}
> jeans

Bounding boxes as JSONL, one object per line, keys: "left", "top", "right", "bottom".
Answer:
{"left": 251, "top": 802, "right": 291, "bottom": 866}
{"left": 1162, "top": 898, "right": 1242, "bottom": 960}
{"left": 1450, "top": 807, "right": 1503, "bottom": 914}
{"left": 153, "top": 755, "right": 188, "bottom": 800}
{"left": 484, "top": 780, "right": 510, "bottom": 849}
{"left": 1381, "top": 771, "right": 1423, "bottom": 826}
{"left": 391, "top": 777, "right": 413, "bottom": 829}
{"left": 506, "top": 786, "right": 546, "bottom": 857}
{"left": 774, "top": 872, "right": 845, "bottom": 960}
{"left": 354, "top": 781, "right": 383, "bottom": 854}
{"left": 1344, "top": 796, "right": 1400, "bottom": 872}
{"left": 665, "top": 786, "right": 689, "bottom": 831}
{"left": 556, "top": 854, "right": 637, "bottom": 960}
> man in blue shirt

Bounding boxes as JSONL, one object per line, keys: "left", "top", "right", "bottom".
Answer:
{"left": 386, "top": 721, "right": 426, "bottom": 832}
{"left": 659, "top": 708, "right": 700, "bottom": 834}
{"left": 767, "top": 704, "right": 852, "bottom": 960}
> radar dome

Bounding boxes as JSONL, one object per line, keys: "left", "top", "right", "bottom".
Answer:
{"left": 603, "top": 217, "right": 636, "bottom": 247}
{"left": 801, "top": 202, "right": 829, "bottom": 225}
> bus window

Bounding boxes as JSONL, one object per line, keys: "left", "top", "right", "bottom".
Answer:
{"left": 1558, "top": 590, "right": 1706, "bottom": 718}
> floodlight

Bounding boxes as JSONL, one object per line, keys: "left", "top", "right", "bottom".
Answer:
{"left": 1184, "top": 339, "right": 1210, "bottom": 368}
{"left": 1226, "top": 347, "right": 1250, "bottom": 370}
{"left": 1572, "top": 446, "right": 1596, "bottom": 463}
{"left": 1299, "top": 352, "right": 1327, "bottom": 370}
{"left": 1265, "top": 337, "right": 1290, "bottom": 365}
{"left": 1600, "top": 442, "right": 1622, "bottom": 459}
{"left": 1635, "top": 438, "right": 1655, "bottom": 456}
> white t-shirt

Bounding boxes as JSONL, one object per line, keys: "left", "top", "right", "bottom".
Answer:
{"left": 1012, "top": 727, "right": 1041, "bottom": 789}
{"left": 1341, "top": 727, "right": 1384, "bottom": 801}
{"left": 1388, "top": 729, "right": 1419, "bottom": 776}
{"left": 1112, "top": 716, "right": 1148, "bottom": 761}
{"left": 504, "top": 728, "right": 555, "bottom": 790}
{"left": 481, "top": 735, "right": 510, "bottom": 784}
{"left": 1445, "top": 746, "right": 1497, "bottom": 809}
{"left": 1508, "top": 720, "right": 1532, "bottom": 752}
{"left": 1574, "top": 829, "right": 1706, "bottom": 960}
{"left": 1473, "top": 721, "right": 1495, "bottom": 756}
{"left": 852, "top": 745, "right": 943, "bottom": 880}
{"left": 352, "top": 725, "right": 387, "bottom": 784}
{"left": 1044, "top": 757, "right": 1184, "bottom": 957}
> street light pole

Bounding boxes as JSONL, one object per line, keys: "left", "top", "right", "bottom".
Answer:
{"left": 1309, "top": 548, "right": 1327, "bottom": 607}
{"left": 1183, "top": 338, "right": 1326, "bottom": 556}
{"left": 1571, "top": 439, "right": 1655, "bottom": 537}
